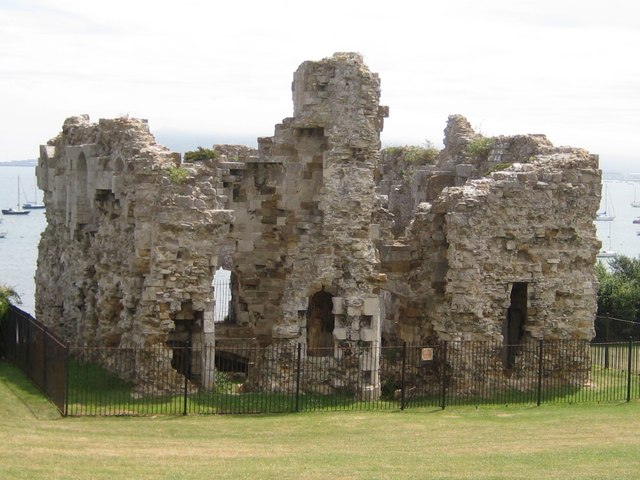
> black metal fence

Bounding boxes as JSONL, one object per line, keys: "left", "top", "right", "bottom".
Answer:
{"left": 3, "top": 305, "right": 640, "bottom": 416}
{"left": 1, "top": 305, "right": 67, "bottom": 414}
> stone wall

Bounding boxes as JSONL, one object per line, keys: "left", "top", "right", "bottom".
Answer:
{"left": 378, "top": 118, "right": 600, "bottom": 388}
{"left": 35, "top": 53, "right": 601, "bottom": 397}
{"left": 223, "top": 53, "right": 388, "bottom": 396}
{"left": 35, "top": 115, "right": 234, "bottom": 388}
{"left": 35, "top": 53, "right": 389, "bottom": 395}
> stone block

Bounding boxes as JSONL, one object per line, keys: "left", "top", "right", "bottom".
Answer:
{"left": 360, "top": 328, "right": 378, "bottom": 342}
{"left": 455, "top": 163, "right": 474, "bottom": 178}
{"left": 237, "top": 240, "right": 254, "bottom": 252}
{"left": 175, "top": 196, "right": 195, "bottom": 209}
{"left": 359, "top": 350, "right": 378, "bottom": 370}
{"left": 332, "top": 297, "right": 344, "bottom": 314}
{"left": 272, "top": 324, "right": 299, "bottom": 339}
{"left": 333, "top": 327, "right": 347, "bottom": 340}
{"left": 363, "top": 297, "right": 379, "bottom": 316}
{"left": 369, "top": 223, "right": 380, "bottom": 240}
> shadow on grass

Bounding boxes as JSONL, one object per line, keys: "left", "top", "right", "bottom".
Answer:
{"left": 0, "top": 361, "right": 61, "bottom": 420}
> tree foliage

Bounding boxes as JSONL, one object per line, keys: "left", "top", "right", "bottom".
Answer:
{"left": 383, "top": 140, "right": 440, "bottom": 165}
{"left": 404, "top": 141, "right": 439, "bottom": 164}
{"left": 595, "top": 256, "right": 640, "bottom": 340}
{"left": 184, "top": 147, "right": 219, "bottom": 163}
{"left": 0, "top": 285, "right": 20, "bottom": 322}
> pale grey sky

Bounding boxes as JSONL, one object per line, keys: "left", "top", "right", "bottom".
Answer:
{"left": 1, "top": 0, "right": 639, "bottom": 171}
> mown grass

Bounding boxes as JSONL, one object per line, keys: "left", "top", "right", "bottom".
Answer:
{"left": 64, "top": 346, "right": 640, "bottom": 416}
{"left": 66, "top": 358, "right": 401, "bottom": 415}
{"left": 3, "top": 360, "right": 640, "bottom": 479}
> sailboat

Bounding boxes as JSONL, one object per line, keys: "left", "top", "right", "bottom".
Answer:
{"left": 22, "top": 181, "right": 45, "bottom": 209}
{"left": 596, "top": 220, "right": 616, "bottom": 259}
{"left": 632, "top": 183, "right": 640, "bottom": 208}
{"left": 595, "top": 185, "right": 615, "bottom": 221}
{"left": 2, "top": 177, "right": 30, "bottom": 215}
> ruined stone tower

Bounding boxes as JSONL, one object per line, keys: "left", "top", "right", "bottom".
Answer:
{"left": 228, "top": 53, "right": 388, "bottom": 343}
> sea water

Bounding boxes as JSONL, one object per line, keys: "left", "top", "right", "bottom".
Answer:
{"left": 1, "top": 166, "right": 639, "bottom": 316}
{"left": 0, "top": 166, "right": 45, "bottom": 314}
{"left": 595, "top": 180, "right": 640, "bottom": 258}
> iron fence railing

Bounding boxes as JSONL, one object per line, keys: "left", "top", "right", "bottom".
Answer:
{"left": 3, "top": 306, "right": 640, "bottom": 416}
{"left": 1, "top": 305, "right": 67, "bottom": 414}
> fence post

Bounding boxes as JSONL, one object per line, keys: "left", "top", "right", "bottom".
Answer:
{"left": 627, "top": 337, "right": 633, "bottom": 403}
{"left": 440, "top": 342, "right": 447, "bottom": 410}
{"left": 26, "top": 318, "right": 31, "bottom": 380}
{"left": 399, "top": 342, "right": 407, "bottom": 410}
{"left": 536, "top": 339, "right": 544, "bottom": 406}
{"left": 183, "top": 340, "right": 190, "bottom": 416}
{"left": 43, "top": 326, "right": 48, "bottom": 396}
{"left": 63, "top": 342, "right": 69, "bottom": 417}
{"left": 295, "top": 342, "right": 302, "bottom": 413}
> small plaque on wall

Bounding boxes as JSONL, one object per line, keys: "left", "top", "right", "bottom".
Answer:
{"left": 421, "top": 348, "right": 434, "bottom": 362}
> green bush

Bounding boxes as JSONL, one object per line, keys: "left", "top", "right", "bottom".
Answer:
{"left": 214, "top": 370, "right": 235, "bottom": 394}
{"left": 0, "top": 285, "right": 20, "bottom": 322}
{"left": 383, "top": 141, "right": 439, "bottom": 165}
{"left": 167, "top": 166, "right": 189, "bottom": 185}
{"left": 404, "top": 144, "right": 439, "bottom": 164}
{"left": 184, "top": 147, "right": 219, "bottom": 163}
{"left": 465, "top": 136, "right": 494, "bottom": 159}
{"left": 484, "top": 162, "right": 513, "bottom": 175}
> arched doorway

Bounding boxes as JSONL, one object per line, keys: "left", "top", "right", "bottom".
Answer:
{"left": 307, "top": 290, "right": 334, "bottom": 356}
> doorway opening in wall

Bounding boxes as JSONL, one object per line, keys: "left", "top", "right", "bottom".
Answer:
{"left": 502, "top": 282, "right": 527, "bottom": 370}
{"left": 167, "top": 318, "right": 193, "bottom": 379}
{"left": 213, "top": 269, "right": 232, "bottom": 323}
{"left": 307, "top": 290, "right": 334, "bottom": 357}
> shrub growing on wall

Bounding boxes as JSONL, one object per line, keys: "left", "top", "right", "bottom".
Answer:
{"left": 404, "top": 142, "right": 439, "bottom": 165}
{"left": 184, "top": 147, "right": 219, "bottom": 163}
{"left": 465, "top": 136, "right": 494, "bottom": 159}
{"left": 167, "top": 166, "right": 189, "bottom": 184}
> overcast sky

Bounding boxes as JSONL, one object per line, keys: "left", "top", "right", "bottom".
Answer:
{"left": 1, "top": 0, "right": 638, "bottom": 171}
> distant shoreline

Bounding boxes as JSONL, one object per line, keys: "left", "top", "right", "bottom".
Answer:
{"left": 0, "top": 160, "right": 37, "bottom": 167}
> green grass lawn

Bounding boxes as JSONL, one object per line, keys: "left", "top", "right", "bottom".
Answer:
{"left": 2, "top": 360, "right": 640, "bottom": 480}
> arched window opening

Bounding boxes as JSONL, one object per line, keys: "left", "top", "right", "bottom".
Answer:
{"left": 213, "top": 268, "right": 233, "bottom": 323}
{"left": 307, "top": 290, "right": 334, "bottom": 356}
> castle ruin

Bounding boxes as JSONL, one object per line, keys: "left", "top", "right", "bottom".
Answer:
{"left": 34, "top": 53, "right": 602, "bottom": 397}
